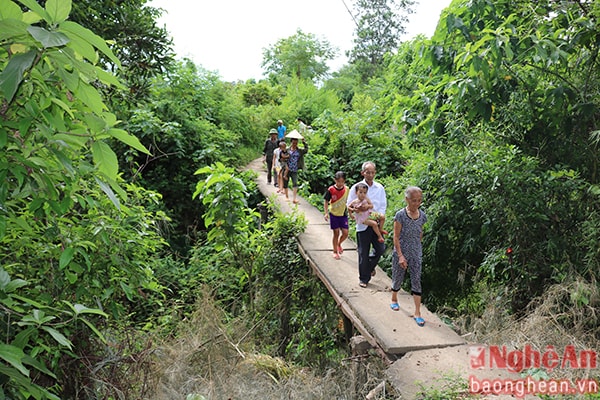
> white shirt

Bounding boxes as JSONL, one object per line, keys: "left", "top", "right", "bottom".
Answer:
{"left": 347, "top": 179, "right": 387, "bottom": 232}
{"left": 273, "top": 148, "right": 281, "bottom": 168}
{"left": 298, "top": 121, "right": 307, "bottom": 134}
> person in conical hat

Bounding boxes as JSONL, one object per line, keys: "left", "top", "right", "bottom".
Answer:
{"left": 285, "top": 129, "right": 304, "bottom": 140}
{"left": 283, "top": 131, "right": 308, "bottom": 204}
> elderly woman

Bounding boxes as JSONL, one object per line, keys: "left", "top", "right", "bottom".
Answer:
{"left": 284, "top": 130, "right": 308, "bottom": 204}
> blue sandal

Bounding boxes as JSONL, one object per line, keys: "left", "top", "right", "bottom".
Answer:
{"left": 414, "top": 316, "right": 425, "bottom": 327}
{"left": 390, "top": 303, "right": 400, "bottom": 311}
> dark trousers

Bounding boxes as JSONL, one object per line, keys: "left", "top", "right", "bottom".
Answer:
{"left": 266, "top": 157, "right": 274, "bottom": 182}
{"left": 357, "top": 227, "right": 385, "bottom": 284}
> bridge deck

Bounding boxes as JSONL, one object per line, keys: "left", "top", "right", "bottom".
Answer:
{"left": 250, "top": 158, "right": 465, "bottom": 355}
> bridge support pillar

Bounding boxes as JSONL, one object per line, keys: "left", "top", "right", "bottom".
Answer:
{"left": 342, "top": 314, "right": 353, "bottom": 343}
{"left": 350, "top": 335, "right": 371, "bottom": 399}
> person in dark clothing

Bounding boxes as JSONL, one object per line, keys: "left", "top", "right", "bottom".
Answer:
{"left": 263, "top": 129, "right": 279, "bottom": 184}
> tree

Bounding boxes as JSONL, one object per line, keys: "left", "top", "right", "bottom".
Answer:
{"left": 347, "top": 0, "right": 415, "bottom": 82}
{"left": 238, "top": 79, "right": 283, "bottom": 107}
{"left": 68, "top": 0, "right": 175, "bottom": 100}
{"left": 0, "top": 0, "right": 168, "bottom": 396}
{"left": 122, "top": 60, "right": 252, "bottom": 254}
{"left": 379, "top": 0, "right": 600, "bottom": 312}
{"left": 261, "top": 29, "right": 338, "bottom": 83}
{"left": 193, "top": 163, "right": 263, "bottom": 310}
{"left": 323, "top": 64, "right": 362, "bottom": 107}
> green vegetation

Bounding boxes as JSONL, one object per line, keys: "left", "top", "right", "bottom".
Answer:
{"left": 261, "top": 29, "right": 337, "bottom": 84}
{"left": 347, "top": 0, "right": 416, "bottom": 82}
{"left": 417, "top": 372, "right": 468, "bottom": 399}
{"left": 1, "top": 0, "right": 599, "bottom": 398}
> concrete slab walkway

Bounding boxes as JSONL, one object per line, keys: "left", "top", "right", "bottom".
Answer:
{"left": 248, "top": 158, "right": 465, "bottom": 355}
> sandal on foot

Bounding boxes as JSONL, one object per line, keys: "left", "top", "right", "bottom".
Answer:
{"left": 332, "top": 253, "right": 340, "bottom": 260}
{"left": 390, "top": 303, "right": 400, "bottom": 311}
{"left": 414, "top": 317, "right": 425, "bottom": 327}
{"left": 359, "top": 282, "right": 367, "bottom": 288}
{"left": 337, "top": 245, "right": 343, "bottom": 254}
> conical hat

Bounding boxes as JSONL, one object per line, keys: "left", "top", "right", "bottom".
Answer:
{"left": 285, "top": 129, "right": 304, "bottom": 140}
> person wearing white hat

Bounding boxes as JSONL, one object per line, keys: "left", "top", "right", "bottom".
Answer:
{"left": 277, "top": 119, "right": 286, "bottom": 141}
{"left": 284, "top": 131, "right": 308, "bottom": 204}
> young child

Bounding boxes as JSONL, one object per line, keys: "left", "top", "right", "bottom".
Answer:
{"left": 273, "top": 141, "right": 289, "bottom": 198}
{"left": 323, "top": 171, "right": 349, "bottom": 260}
{"left": 272, "top": 143, "right": 282, "bottom": 193}
{"left": 279, "top": 141, "right": 290, "bottom": 181}
{"left": 390, "top": 186, "right": 427, "bottom": 327}
{"left": 348, "top": 183, "right": 387, "bottom": 243}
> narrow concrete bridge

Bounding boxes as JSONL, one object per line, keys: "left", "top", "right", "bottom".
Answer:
{"left": 250, "top": 158, "right": 532, "bottom": 399}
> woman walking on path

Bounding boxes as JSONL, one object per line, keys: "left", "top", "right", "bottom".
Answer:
{"left": 390, "top": 186, "right": 427, "bottom": 327}
{"left": 285, "top": 130, "right": 308, "bottom": 204}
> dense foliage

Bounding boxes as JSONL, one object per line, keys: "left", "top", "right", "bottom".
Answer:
{"left": 377, "top": 0, "right": 600, "bottom": 313}
{"left": 2, "top": 0, "right": 600, "bottom": 398}
{"left": 69, "top": 0, "right": 174, "bottom": 100}
{"left": 347, "top": 0, "right": 415, "bottom": 82}
{"left": 261, "top": 29, "right": 338, "bottom": 84}
{"left": 121, "top": 60, "right": 251, "bottom": 254}
{"left": 0, "top": 0, "right": 170, "bottom": 397}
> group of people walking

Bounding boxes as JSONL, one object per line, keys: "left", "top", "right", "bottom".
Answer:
{"left": 262, "top": 124, "right": 427, "bottom": 327}
{"left": 262, "top": 120, "right": 308, "bottom": 205}
{"left": 323, "top": 162, "right": 427, "bottom": 327}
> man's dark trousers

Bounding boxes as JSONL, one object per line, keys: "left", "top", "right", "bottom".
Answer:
{"left": 357, "top": 227, "right": 385, "bottom": 284}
